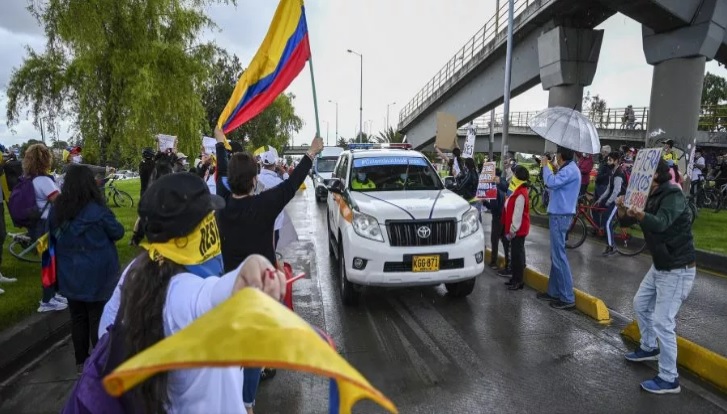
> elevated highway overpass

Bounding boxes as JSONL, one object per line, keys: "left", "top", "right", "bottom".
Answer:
{"left": 398, "top": 0, "right": 727, "bottom": 152}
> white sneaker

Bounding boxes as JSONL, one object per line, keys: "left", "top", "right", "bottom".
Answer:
{"left": 0, "top": 274, "right": 17, "bottom": 283}
{"left": 53, "top": 294, "right": 68, "bottom": 304}
{"left": 37, "top": 300, "right": 68, "bottom": 312}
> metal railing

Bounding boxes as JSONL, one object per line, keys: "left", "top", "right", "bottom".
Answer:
{"left": 398, "top": 0, "right": 542, "bottom": 128}
{"left": 460, "top": 107, "right": 651, "bottom": 132}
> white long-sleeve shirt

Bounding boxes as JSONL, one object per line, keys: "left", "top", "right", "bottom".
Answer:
{"left": 510, "top": 194, "right": 525, "bottom": 235}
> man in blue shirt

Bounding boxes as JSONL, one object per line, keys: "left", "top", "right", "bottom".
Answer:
{"left": 538, "top": 146, "right": 580, "bottom": 309}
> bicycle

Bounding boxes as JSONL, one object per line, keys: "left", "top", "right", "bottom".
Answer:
{"left": 566, "top": 195, "right": 646, "bottom": 256}
{"left": 711, "top": 182, "right": 727, "bottom": 213}
{"left": 100, "top": 177, "right": 134, "bottom": 208}
{"left": 528, "top": 176, "right": 549, "bottom": 216}
{"left": 7, "top": 231, "right": 41, "bottom": 263}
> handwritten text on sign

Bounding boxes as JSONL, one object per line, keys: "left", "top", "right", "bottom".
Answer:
{"left": 157, "top": 134, "right": 177, "bottom": 151}
{"left": 462, "top": 126, "right": 475, "bottom": 158}
{"left": 476, "top": 162, "right": 498, "bottom": 200}
{"left": 202, "top": 136, "right": 216, "bottom": 156}
{"left": 624, "top": 147, "right": 663, "bottom": 209}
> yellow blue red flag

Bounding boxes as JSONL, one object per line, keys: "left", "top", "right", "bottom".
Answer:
{"left": 217, "top": 0, "right": 311, "bottom": 134}
{"left": 103, "top": 288, "right": 397, "bottom": 414}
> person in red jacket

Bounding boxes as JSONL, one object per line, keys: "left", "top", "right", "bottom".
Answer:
{"left": 578, "top": 153, "right": 594, "bottom": 196}
{"left": 502, "top": 166, "right": 531, "bottom": 291}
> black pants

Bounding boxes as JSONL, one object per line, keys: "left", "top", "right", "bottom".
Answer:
{"left": 274, "top": 230, "right": 280, "bottom": 251}
{"left": 68, "top": 300, "right": 106, "bottom": 365}
{"left": 510, "top": 236, "right": 526, "bottom": 285}
{"left": 490, "top": 216, "right": 503, "bottom": 265}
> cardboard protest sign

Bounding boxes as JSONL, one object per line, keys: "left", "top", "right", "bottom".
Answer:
{"left": 435, "top": 112, "right": 457, "bottom": 150}
{"left": 623, "top": 147, "right": 663, "bottom": 209}
{"left": 157, "top": 134, "right": 177, "bottom": 152}
{"left": 202, "top": 136, "right": 216, "bottom": 155}
{"left": 476, "top": 162, "right": 498, "bottom": 200}
{"left": 462, "top": 124, "right": 475, "bottom": 158}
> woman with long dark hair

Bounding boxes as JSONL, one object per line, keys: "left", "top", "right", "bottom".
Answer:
{"left": 50, "top": 165, "right": 124, "bottom": 372}
{"left": 107, "top": 173, "right": 285, "bottom": 413}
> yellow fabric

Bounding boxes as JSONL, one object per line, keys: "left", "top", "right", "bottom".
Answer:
{"left": 351, "top": 179, "right": 375, "bottom": 190}
{"left": 663, "top": 152, "right": 674, "bottom": 161}
{"left": 547, "top": 162, "right": 555, "bottom": 172}
{"left": 253, "top": 146, "right": 267, "bottom": 156}
{"left": 62, "top": 149, "right": 70, "bottom": 162}
{"left": 0, "top": 174, "right": 9, "bottom": 204}
{"left": 36, "top": 232, "right": 49, "bottom": 254}
{"left": 103, "top": 288, "right": 398, "bottom": 414}
{"left": 508, "top": 177, "right": 526, "bottom": 193}
{"left": 216, "top": 0, "right": 304, "bottom": 131}
{"left": 139, "top": 212, "right": 221, "bottom": 266}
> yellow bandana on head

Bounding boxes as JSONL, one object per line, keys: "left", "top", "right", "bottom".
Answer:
{"left": 508, "top": 177, "right": 526, "bottom": 194}
{"left": 140, "top": 212, "right": 221, "bottom": 266}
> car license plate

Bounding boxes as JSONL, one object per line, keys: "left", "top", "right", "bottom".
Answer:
{"left": 412, "top": 255, "right": 440, "bottom": 272}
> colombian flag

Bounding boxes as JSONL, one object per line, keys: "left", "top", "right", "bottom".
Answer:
{"left": 103, "top": 288, "right": 397, "bottom": 414}
{"left": 37, "top": 233, "right": 57, "bottom": 288}
{"left": 217, "top": 0, "right": 311, "bottom": 134}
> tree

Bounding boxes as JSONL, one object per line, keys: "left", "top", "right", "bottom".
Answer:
{"left": 200, "top": 48, "right": 303, "bottom": 153}
{"left": 699, "top": 72, "right": 727, "bottom": 131}
{"left": 19, "top": 139, "right": 43, "bottom": 158}
{"left": 336, "top": 137, "right": 348, "bottom": 148}
{"left": 582, "top": 91, "right": 608, "bottom": 127}
{"left": 6, "top": 0, "right": 233, "bottom": 165}
{"left": 372, "top": 126, "right": 404, "bottom": 144}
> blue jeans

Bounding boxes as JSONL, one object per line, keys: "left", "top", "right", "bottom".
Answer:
{"left": 633, "top": 265, "right": 696, "bottom": 382}
{"left": 547, "top": 215, "right": 575, "bottom": 303}
{"left": 243, "top": 367, "right": 261, "bottom": 407}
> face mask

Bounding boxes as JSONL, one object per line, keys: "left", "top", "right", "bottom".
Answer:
{"left": 357, "top": 173, "right": 366, "bottom": 182}
{"left": 72, "top": 155, "right": 82, "bottom": 164}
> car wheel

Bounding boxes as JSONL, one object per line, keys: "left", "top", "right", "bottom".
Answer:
{"left": 339, "top": 243, "right": 359, "bottom": 306}
{"left": 445, "top": 278, "right": 476, "bottom": 298}
{"left": 327, "top": 211, "right": 335, "bottom": 257}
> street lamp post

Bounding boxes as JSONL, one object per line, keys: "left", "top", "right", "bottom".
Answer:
{"left": 328, "top": 100, "right": 338, "bottom": 144}
{"left": 347, "top": 49, "right": 363, "bottom": 143}
{"left": 386, "top": 101, "right": 396, "bottom": 130}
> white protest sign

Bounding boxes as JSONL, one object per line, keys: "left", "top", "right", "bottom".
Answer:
{"left": 624, "top": 147, "right": 663, "bottom": 209}
{"left": 462, "top": 124, "right": 476, "bottom": 158}
{"left": 476, "top": 162, "right": 498, "bottom": 200}
{"left": 157, "top": 134, "right": 177, "bottom": 151}
{"left": 202, "top": 136, "right": 216, "bottom": 156}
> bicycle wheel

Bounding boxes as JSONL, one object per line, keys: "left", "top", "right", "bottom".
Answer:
{"left": 611, "top": 220, "right": 646, "bottom": 256}
{"left": 531, "top": 194, "right": 547, "bottom": 216}
{"left": 565, "top": 215, "right": 587, "bottom": 249}
{"left": 8, "top": 237, "right": 41, "bottom": 263}
{"left": 688, "top": 199, "right": 698, "bottom": 223}
{"left": 113, "top": 190, "right": 134, "bottom": 208}
{"left": 713, "top": 192, "right": 723, "bottom": 213}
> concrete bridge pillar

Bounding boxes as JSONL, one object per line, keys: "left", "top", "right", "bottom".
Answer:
{"left": 537, "top": 26, "right": 604, "bottom": 153}
{"left": 642, "top": 0, "right": 727, "bottom": 147}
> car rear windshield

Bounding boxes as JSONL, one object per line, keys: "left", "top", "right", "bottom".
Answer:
{"left": 316, "top": 158, "right": 337, "bottom": 173}
{"left": 350, "top": 156, "right": 442, "bottom": 191}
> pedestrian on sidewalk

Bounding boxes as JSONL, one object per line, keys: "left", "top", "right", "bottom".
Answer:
{"left": 596, "top": 152, "right": 627, "bottom": 256}
{"left": 502, "top": 166, "right": 530, "bottom": 291}
{"left": 537, "top": 146, "right": 580, "bottom": 310}
{"left": 50, "top": 165, "right": 124, "bottom": 372}
{"left": 577, "top": 153, "right": 594, "bottom": 196}
{"left": 482, "top": 169, "right": 508, "bottom": 272}
{"left": 617, "top": 158, "right": 695, "bottom": 395}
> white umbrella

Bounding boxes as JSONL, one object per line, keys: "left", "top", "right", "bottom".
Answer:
{"left": 527, "top": 107, "right": 601, "bottom": 154}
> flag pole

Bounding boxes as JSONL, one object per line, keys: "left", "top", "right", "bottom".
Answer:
{"left": 308, "top": 56, "right": 322, "bottom": 138}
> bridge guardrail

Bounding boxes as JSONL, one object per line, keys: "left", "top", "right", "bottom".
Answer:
{"left": 398, "top": 0, "right": 541, "bottom": 128}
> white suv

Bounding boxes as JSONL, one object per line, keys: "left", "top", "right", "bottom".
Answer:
{"left": 325, "top": 145, "right": 485, "bottom": 305}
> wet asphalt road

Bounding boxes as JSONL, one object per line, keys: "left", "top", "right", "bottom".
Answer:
{"left": 1, "top": 180, "right": 726, "bottom": 413}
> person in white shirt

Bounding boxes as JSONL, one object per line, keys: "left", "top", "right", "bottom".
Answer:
{"left": 257, "top": 149, "right": 286, "bottom": 249}
{"left": 101, "top": 173, "right": 285, "bottom": 414}
{"left": 690, "top": 149, "right": 706, "bottom": 195}
{"left": 24, "top": 144, "right": 67, "bottom": 312}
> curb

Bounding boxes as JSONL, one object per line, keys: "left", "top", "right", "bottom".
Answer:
{"left": 0, "top": 310, "right": 70, "bottom": 383}
{"left": 529, "top": 214, "right": 726, "bottom": 276}
{"left": 621, "top": 321, "right": 727, "bottom": 393}
{"left": 485, "top": 249, "right": 611, "bottom": 322}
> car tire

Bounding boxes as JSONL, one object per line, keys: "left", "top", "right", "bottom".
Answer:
{"left": 339, "top": 242, "right": 359, "bottom": 306}
{"left": 445, "top": 278, "right": 476, "bottom": 298}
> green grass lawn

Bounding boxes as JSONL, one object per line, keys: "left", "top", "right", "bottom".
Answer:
{"left": 0, "top": 179, "right": 142, "bottom": 331}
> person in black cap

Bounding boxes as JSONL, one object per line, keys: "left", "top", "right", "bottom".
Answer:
{"left": 101, "top": 172, "right": 286, "bottom": 413}
{"left": 139, "top": 147, "right": 156, "bottom": 197}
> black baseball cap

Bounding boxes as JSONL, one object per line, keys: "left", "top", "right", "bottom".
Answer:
{"left": 139, "top": 173, "right": 225, "bottom": 243}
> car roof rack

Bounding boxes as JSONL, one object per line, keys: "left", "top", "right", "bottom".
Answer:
{"left": 347, "top": 143, "right": 412, "bottom": 150}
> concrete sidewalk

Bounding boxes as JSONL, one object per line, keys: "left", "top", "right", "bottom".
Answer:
{"left": 483, "top": 219, "right": 727, "bottom": 357}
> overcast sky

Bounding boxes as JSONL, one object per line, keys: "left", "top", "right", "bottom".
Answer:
{"left": 1, "top": 0, "right": 726, "bottom": 148}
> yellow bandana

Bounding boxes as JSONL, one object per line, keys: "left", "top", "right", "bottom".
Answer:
{"left": 508, "top": 177, "right": 526, "bottom": 194}
{"left": 140, "top": 212, "right": 221, "bottom": 266}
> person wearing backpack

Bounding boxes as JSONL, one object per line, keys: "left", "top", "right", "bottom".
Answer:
{"left": 595, "top": 152, "right": 627, "bottom": 256}
{"left": 15, "top": 144, "right": 67, "bottom": 312}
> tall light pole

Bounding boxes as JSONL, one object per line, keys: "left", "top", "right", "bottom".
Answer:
{"left": 347, "top": 49, "right": 363, "bottom": 143}
{"left": 501, "top": 0, "right": 514, "bottom": 168}
{"left": 386, "top": 101, "right": 396, "bottom": 130}
{"left": 325, "top": 121, "right": 330, "bottom": 145}
{"left": 328, "top": 99, "right": 338, "bottom": 144}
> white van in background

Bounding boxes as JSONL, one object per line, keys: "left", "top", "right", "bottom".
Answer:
{"left": 313, "top": 146, "right": 344, "bottom": 202}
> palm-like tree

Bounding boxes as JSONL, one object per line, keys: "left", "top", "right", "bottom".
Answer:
{"left": 373, "top": 126, "right": 404, "bottom": 143}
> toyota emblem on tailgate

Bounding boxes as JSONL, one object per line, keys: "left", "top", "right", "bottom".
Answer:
{"left": 417, "top": 226, "right": 431, "bottom": 238}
